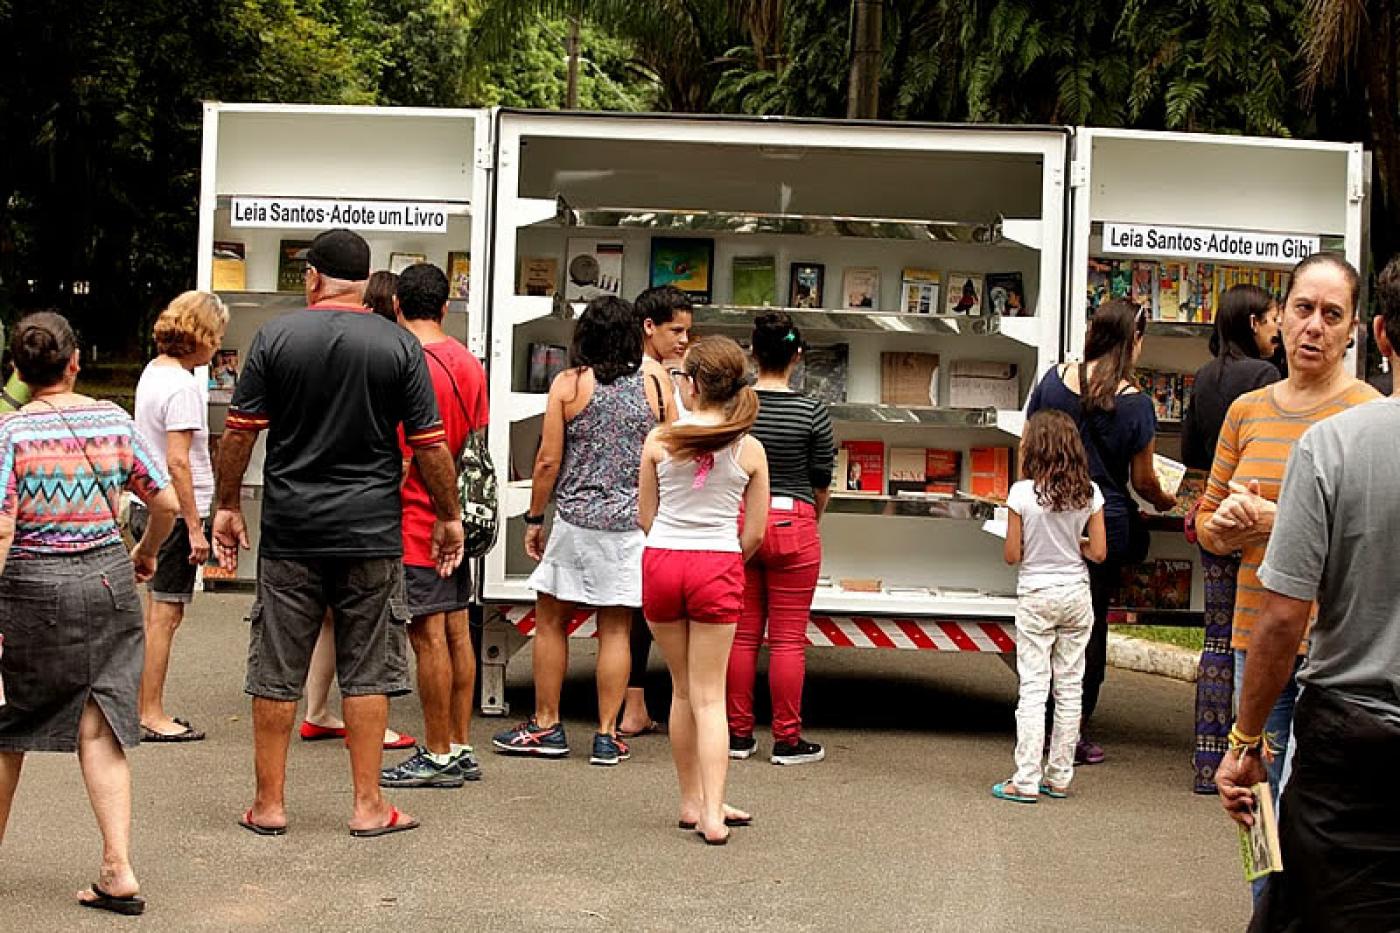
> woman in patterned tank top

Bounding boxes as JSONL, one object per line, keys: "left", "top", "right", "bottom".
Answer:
{"left": 492, "top": 297, "right": 670, "bottom": 767}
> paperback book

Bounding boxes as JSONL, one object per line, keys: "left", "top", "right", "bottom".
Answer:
{"left": 789, "top": 262, "right": 825, "bottom": 308}
{"left": 565, "top": 239, "right": 624, "bottom": 300}
{"left": 880, "top": 352, "right": 940, "bottom": 407}
{"left": 791, "top": 344, "right": 849, "bottom": 404}
{"left": 211, "top": 241, "right": 246, "bottom": 292}
{"left": 887, "top": 448, "right": 961, "bottom": 496}
{"left": 948, "top": 360, "right": 1019, "bottom": 410}
{"left": 1239, "top": 783, "right": 1284, "bottom": 882}
{"left": 841, "top": 267, "right": 880, "bottom": 309}
{"left": 447, "top": 251, "right": 471, "bottom": 300}
{"left": 969, "top": 446, "right": 1011, "bottom": 500}
{"left": 518, "top": 256, "right": 559, "bottom": 297}
{"left": 946, "top": 272, "right": 984, "bottom": 316}
{"left": 985, "top": 272, "right": 1027, "bottom": 317}
{"left": 277, "top": 240, "right": 313, "bottom": 292}
{"left": 527, "top": 343, "right": 568, "bottom": 393}
{"left": 1130, "top": 260, "right": 1156, "bottom": 312}
{"left": 899, "top": 268, "right": 941, "bottom": 314}
{"left": 841, "top": 441, "right": 885, "bottom": 495}
{"left": 731, "top": 255, "right": 777, "bottom": 307}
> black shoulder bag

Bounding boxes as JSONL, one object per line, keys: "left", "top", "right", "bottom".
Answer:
{"left": 1077, "top": 364, "right": 1151, "bottom": 565}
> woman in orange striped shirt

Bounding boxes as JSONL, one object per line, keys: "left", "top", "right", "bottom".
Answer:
{"left": 1196, "top": 253, "right": 1378, "bottom": 817}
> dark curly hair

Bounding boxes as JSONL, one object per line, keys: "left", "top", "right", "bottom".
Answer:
{"left": 1021, "top": 410, "right": 1094, "bottom": 512}
{"left": 751, "top": 310, "right": 804, "bottom": 373}
{"left": 11, "top": 311, "right": 78, "bottom": 389}
{"left": 570, "top": 295, "right": 641, "bottom": 385}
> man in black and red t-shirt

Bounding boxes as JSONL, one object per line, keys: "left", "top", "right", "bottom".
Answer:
{"left": 213, "top": 228, "right": 463, "bottom": 838}
{"left": 379, "top": 262, "right": 490, "bottom": 790}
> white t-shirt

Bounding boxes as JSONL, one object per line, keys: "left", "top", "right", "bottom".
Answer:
{"left": 1006, "top": 478, "right": 1105, "bottom": 595}
{"left": 134, "top": 361, "right": 214, "bottom": 514}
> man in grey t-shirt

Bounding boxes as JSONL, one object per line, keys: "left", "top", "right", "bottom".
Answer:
{"left": 1217, "top": 256, "right": 1400, "bottom": 932}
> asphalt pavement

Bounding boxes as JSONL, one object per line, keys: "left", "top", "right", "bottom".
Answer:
{"left": 0, "top": 593, "right": 1251, "bottom": 931}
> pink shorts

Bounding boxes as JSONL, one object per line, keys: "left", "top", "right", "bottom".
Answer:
{"left": 642, "top": 547, "right": 744, "bottom": 625}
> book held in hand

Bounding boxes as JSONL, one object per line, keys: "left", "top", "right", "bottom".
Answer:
{"left": 1153, "top": 453, "right": 1188, "bottom": 498}
{"left": 1239, "top": 782, "right": 1283, "bottom": 882}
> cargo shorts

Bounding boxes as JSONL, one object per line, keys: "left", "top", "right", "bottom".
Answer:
{"left": 244, "top": 555, "right": 412, "bottom": 701}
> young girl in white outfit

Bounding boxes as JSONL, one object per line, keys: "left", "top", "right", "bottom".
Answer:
{"left": 995, "top": 409, "right": 1107, "bottom": 803}
{"left": 639, "top": 337, "right": 769, "bottom": 845}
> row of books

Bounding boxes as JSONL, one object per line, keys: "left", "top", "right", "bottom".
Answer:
{"left": 836, "top": 443, "right": 1011, "bottom": 500}
{"left": 1087, "top": 258, "right": 1292, "bottom": 323}
{"left": 1118, "top": 559, "right": 1192, "bottom": 611}
{"left": 212, "top": 240, "right": 471, "bottom": 297}
{"left": 519, "top": 240, "right": 1031, "bottom": 316}
{"left": 1139, "top": 367, "right": 1196, "bottom": 422}
{"left": 524, "top": 342, "right": 1020, "bottom": 413}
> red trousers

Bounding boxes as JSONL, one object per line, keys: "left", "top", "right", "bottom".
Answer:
{"left": 726, "top": 499, "right": 821, "bottom": 744}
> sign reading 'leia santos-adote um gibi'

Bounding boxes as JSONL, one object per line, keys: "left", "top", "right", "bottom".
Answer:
{"left": 230, "top": 197, "right": 452, "bottom": 233}
{"left": 1102, "top": 223, "right": 1320, "bottom": 265}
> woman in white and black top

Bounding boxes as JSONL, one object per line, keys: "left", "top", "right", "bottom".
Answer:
{"left": 725, "top": 312, "right": 835, "bottom": 765}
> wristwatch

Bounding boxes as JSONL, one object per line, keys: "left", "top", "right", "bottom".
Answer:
{"left": 523, "top": 513, "right": 545, "bottom": 526}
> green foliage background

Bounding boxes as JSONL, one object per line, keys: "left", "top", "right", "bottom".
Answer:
{"left": 0, "top": 0, "right": 1392, "bottom": 354}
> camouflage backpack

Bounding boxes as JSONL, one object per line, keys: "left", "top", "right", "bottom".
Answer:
{"left": 424, "top": 348, "right": 499, "bottom": 559}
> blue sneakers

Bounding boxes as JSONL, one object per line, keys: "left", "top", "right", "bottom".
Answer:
{"left": 453, "top": 747, "right": 482, "bottom": 781}
{"left": 589, "top": 732, "right": 631, "bottom": 766}
{"left": 379, "top": 747, "right": 466, "bottom": 788}
{"left": 491, "top": 718, "right": 569, "bottom": 757}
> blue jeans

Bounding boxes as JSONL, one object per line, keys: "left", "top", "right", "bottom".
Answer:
{"left": 1233, "top": 648, "right": 1301, "bottom": 902}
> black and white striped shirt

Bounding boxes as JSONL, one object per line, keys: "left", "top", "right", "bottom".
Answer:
{"left": 751, "top": 390, "right": 836, "bottom": 504}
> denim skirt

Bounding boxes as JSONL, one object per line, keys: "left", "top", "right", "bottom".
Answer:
{"left": 0, "top": 544, "right": 144, "bottom": 752}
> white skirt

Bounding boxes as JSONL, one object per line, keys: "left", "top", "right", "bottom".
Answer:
{"left": 527, "top": 515, "right": 643, "bottom": 608}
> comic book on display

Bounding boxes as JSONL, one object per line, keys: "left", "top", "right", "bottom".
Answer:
{"left": 1118, "top": 560, "right": 1192, "bottom": 610}
{"left": 899, "top": 268, "right": 941, "bottom": 314}
{"left": 1086, "top": 258, "right": 1112, "bottom": 312}
{"left": 1130, "top": 261, "right": 1156, "bottom": 312}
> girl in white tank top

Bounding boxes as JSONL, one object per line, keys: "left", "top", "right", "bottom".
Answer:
{"left": 637, "top": 337, "right": 769, "bottom": 845}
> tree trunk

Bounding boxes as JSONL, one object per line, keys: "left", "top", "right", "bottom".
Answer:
{"left": 1361, "top": 0, "right": 1399, "bottom": 264}
{"left": 565, "top": 15, "right": 580, "bottom": 109}
{"left": 847, "top": 0, "right": 882, "bottom": 119}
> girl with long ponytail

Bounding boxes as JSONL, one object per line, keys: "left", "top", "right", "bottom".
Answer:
{"left": 638, "top": 336, "right": 770, "bottom": 845}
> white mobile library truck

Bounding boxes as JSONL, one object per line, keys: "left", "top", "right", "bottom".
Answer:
{"left": 197, "top": 104, "right": 1365, "bottom": 714}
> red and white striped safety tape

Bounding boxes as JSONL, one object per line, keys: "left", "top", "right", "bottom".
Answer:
{"left": 497, "top": 605, "right": 1015, "bottom": 653}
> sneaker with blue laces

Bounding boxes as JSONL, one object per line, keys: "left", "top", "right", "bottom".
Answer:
{"left": 491, "top": 718, "right": 569, "bottom": 757}
{"left": 379, "top": 747, "right": 466, "bottom": 788}
{"left": 452, "top": 747, "right": 482, "bottom": 781}
{"left": 589, "top": 732, "right": 631, "bottom": 766}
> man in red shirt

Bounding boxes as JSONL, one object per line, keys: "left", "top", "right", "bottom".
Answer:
{"left": 380, "top": 263, "right": 490, "bottom": 788}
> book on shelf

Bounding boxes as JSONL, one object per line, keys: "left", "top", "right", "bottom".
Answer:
{"left": 1239, "top": 782, "right": 1284, "bottom": 882}
{"left": 1156, "top": 263, "right": 1182, "bottom": 321}
{"left": 565, "top": 239, "right": 624, "bottom": 300}
{"left": 1086, "top": 258, "right": 1112, "bottom": 312}
{"left": 731, "top": 255, "right": 776, "bottom": 307}
{"left": 790, "top": 343, "right": 849, "bottom": 404}
{"left": 789, "top": 262, "right": 825, "bottom": 308}
{"left": 841, "top": 441, "right": 885, "bottom": 495}
{"left": 1130, "top": 260, "right": 1156, "bottom": 312}
{"left": 837, "top": 578, "right": 883, "bottom": 593}
{"left": 389, "top": 251, "right": 427, "bottom": 274}
{"left": 526, "top": 343, "right": 568, "bottom": 393}
{"left": 899, "top": 268, "right": 941, "bottom": 314}
{"left": 212, "top": 241, "right": 246, "bottom": 292}
{"left": 208, "top": 348, "right": 239, "bottom": 404}
{"left": 841, "top": 267, "right": 880, "bottom": 310}
{"left": 277, "top": 240, "right": 313, "bottom": 292}
{"left": 880, "top": 352, "right": 939, "bottom": 407}
{"left": 946, "top": 271, "right": 983, "bottom": 316}
{"left": 970, "top": 446, "right": 1011, "bottom": 500}
{"left": 447, "top": 251, "right": 471, "bottom": 300}
{"left": 1119, "top": 559, "right": 1192, "bottom": 609}
{"left": 1139, "top": 368, "right": 1194, "bottom": 420}
{"left": 948, "top": 360, "right": 1019, "bottom": 410}
{"left": 518, "top": 256, "right": 559, "bottom": 297}
{"left": 985, "top": 272, "right": 1028, "bottom": 317}
{"left": 888, "top": 448, "right": 961, "bottom": 496}
{"left": 833, "top": 448, "right": 849, "bottom": 492}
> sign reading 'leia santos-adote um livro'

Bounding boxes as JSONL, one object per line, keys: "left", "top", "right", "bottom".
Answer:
{"left": 1102, "top": 223, "right": 1320, "bottom": 265}
{"left": 230, "top": 197, "right": 452, "bottom": 233}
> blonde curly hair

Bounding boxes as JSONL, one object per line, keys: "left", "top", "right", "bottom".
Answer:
{"left": 154, "top": 290, "right": 228, "bottom": 357}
